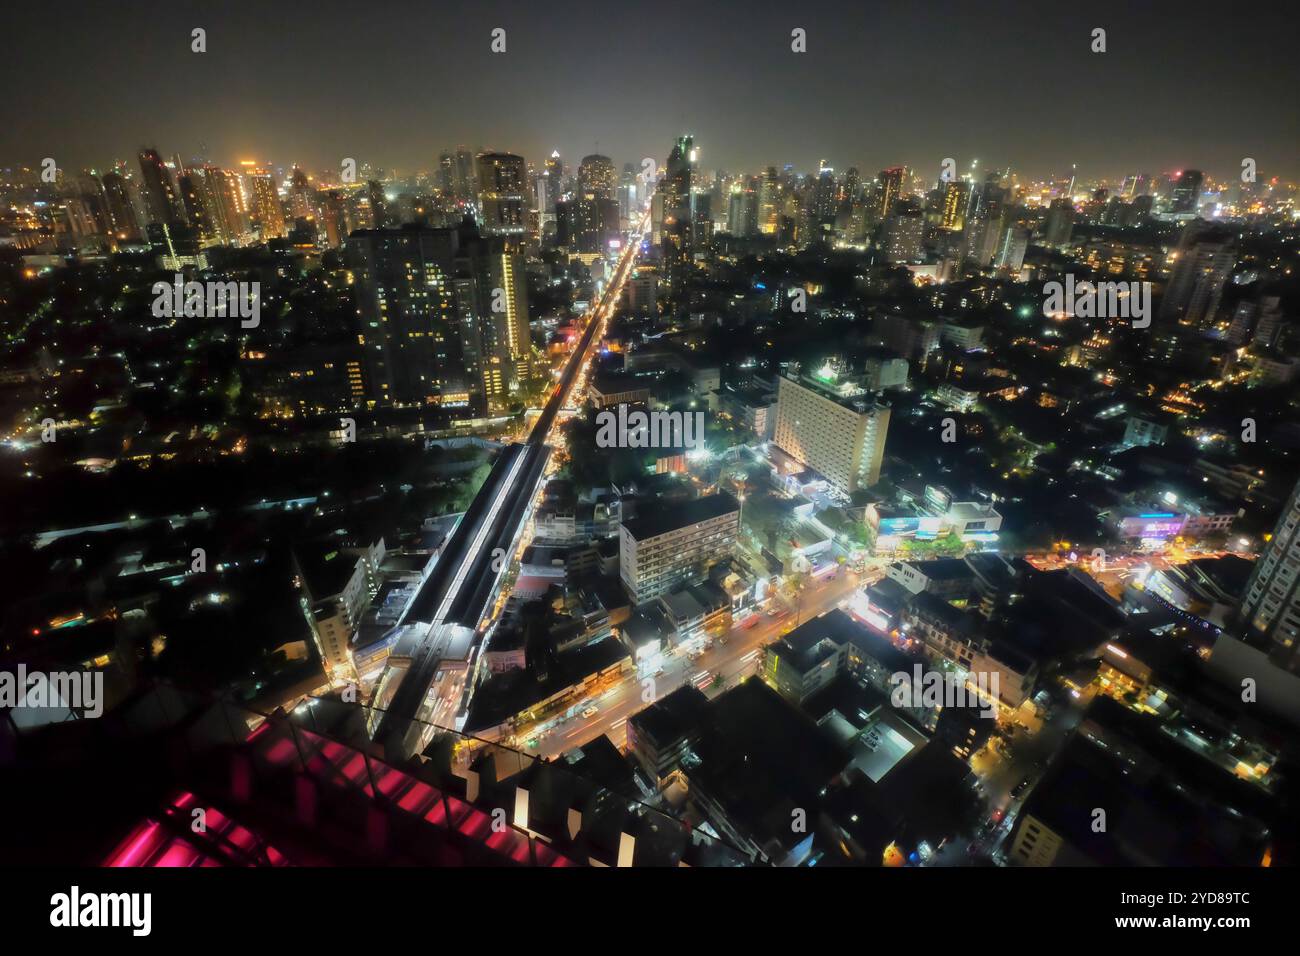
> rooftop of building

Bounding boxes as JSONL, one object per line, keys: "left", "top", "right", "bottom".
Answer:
{"left": 627, "top": 684, "right": 711, "bottom": 748}
{"left": 293, "top": 543, "right": 362, "bottom": 600}
{"left": 779, "top": 370, "right": 890, "bottom": 414}
{"left": 619, "top": 491, "right": 739, "bottom": 542}
{"left": 659, "top": 581, "right": 730, "bottom": 624}
{"left": 901, "top": 556, "right": 976, "bottom": 580}
{"left": 463, "top": 636, "right": 631, "bottom": 733}
{"left": 1019, "top": 732, "right": 1270, "bottom": 866}
{"left": 688, "top": 678, "right": 849, "bottom": 858}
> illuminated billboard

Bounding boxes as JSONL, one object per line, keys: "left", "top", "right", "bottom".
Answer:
{"left": 1118, "top": 513, "right": 1186, "bottom": 539}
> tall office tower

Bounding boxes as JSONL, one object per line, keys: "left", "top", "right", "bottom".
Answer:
{"left": 321, "top": 191, "right": 352, "bottom": 248}
{"left": 619, "top": 162, "right": 638, "bottom": 226}
{"left": 1043, "top": 197, "right": 1074, "bottom": 248}
{"left": 812, "top": 161, "right": 838, "bottom": 224}
{"left": 1123, "top": 194, "right": 1154, "bottom": 227}
{"left": 661, "top": 135, "right": 695, "bottom": 306}
{"left": 939, "top": 179, "right": 971, "bottom": 232}
{"left": 99, "top": 171, "right": 141, "bottom": 241}
{"left": 1160, "top": 223, "right": 1235, "bottom": 326}
{"left": 175, "top": 168, "right": 215, "bottom": 243}
{"left": 137, "top": 148, "right": 182, "bottom": 225}
{"left": 842, "top": 195, "right": 870, "bottom": 244}
{"left": 475, "top": 152, "right": 527, "bottom": 237}
{"left": 556, "top": 195, "right": 602, "bottom": 252}
{"left": 693, "top": 191, "right": 714, "bottom": 246}
{"left": 437, "top": 153, "right": 455, "bottom": 195}
{"left": 467, "top": 235, "right": 530, "bottom": 385}
{"left": 453, "top": 146, "right": 477, "bottom": 202}
{"left": 840, "top": 166, "right": 862, "bottom": 206}
{"left": 578, "top": 154, "right": 616, "bottom": 200}
{"left": 995, "top": 226, "right": 1029, "bottom": 272}
{"left": 367, "top": 180, "right": 390, "bottom": 228}
{"left": 727, "top": 181, "right": 759, "bottom": 238}
{"left": 618, "top": 493, "right": 740, "bottom": 604}
{"left": 1250, "top": 296, "right": 1284, "bottom": 348}
{"left": 1239, "top": 477, "right": 1300, "bottom": 672}
{"left": 1168, "top": 169, "right": 1204, "bottom": 216}
{"left": 758, "top": 166, "right": 781, "bottom": 235}
{"left": 348, "top": 226, "right": 464, "bottom": 407}
{"left": 201, "top": 167, "right": 250, "bottom": 245}
{"left": 288, "top": 167, "right": 318, "bottom": 225}
{"left": 544, "top": 151, "right": 564, "bottom": 208}
{"left": 772, "top": 372, "right": 891, "bottom": 495}
{"left": 883, "top": 200, "right": 924, "bottom": 263}
{"left": 964, "top": 182, "right": 1006, "bottom": 266}
{"left": 71, "top": 175, "right": 114, "bottom": 236}
{"left": 245, "top": 166, "right": 286, "bottom": 240}
{"left": 626, "top": 271, "right": 659, "bottom": 314}
{"left": 57, "top": 186, "right": 104, "bottom": 246}
{"left": 877, "top": 166, "right": 906, "bottom": 222}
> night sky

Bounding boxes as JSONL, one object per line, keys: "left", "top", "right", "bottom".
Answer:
{"left": 3, "top": 0, "right": 1297, "bottom": 181}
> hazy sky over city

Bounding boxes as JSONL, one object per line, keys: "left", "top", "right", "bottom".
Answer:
{"left": 4, "top": 0, "right": 1298, "bottom": 182}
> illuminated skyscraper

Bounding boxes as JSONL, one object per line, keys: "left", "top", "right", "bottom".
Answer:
{"left": 176, "top": 167, "right": 215, "bottom": 243}
{"left": 544, "top": 151, "right": 564, "bottom": 207}
{"left": 661, "top": 135, "right": 695, "bottom": 307}
{"left": 453, "top": 146, "right": 477, "bottom": 202}
{"left": 348, "top": 226, "right": 463, "bottom": 407}
{"left": 100, "top": 171, "right": 141, "bottom": 241}
{"left": 812, "top": 160, "right": 837, "bottom": 224}
{"left": 727, "top": 180, "right": 759, "bottom": 238}
{"left": 475, "top": 152, "right": 527, "bottom": 237}
{"left": 288, "top": 167, "right": 319, "bottom": 226}
{"left": 939, "top": 179, "right": 971, "bottom": 232}
{"left": 619, "top": 162, "right": 638, "bottom": 226}
{"left": 1240, "top": 477, "right": 1300, "bottom": 672}
{"left": 877, "top": 166, "right": 906, "bottom": 222}
{"left": 1043, "top": 198, "right": 1074, "bottom": 248}
{"left": 367, "top": 180, "right": 390, "bottom": 229}
{"left": 758, "top": 166, "right": 781, "bottom": 235}
{"left": 1168, "top": 169, "right": 1203, "bottom": 216}
{"left": 245, "top": 165, "right": 287, "bottom": 240}
{"left": 137, "top": 148, "right": 181, "bottom": 226}
{"left": 468, "top": 236, "right": 530, "bottom": 388}
{"left": 438, "top": 153, "right": 455, "bottom": 195}
{"left": 201, "top": 166, "right": 250, "bottom": 245}
{"left": 578, "top": 154, "right": 616, "bottom": 201}
{"left": 1159, "top": 223, "right": 1234, "bottom": 327}
{"left": 883, "top": 200, "right": 924, "bottom": 263}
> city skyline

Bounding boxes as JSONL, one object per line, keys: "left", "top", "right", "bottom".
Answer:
{"left": 4, "top": 0, "right": 1300, "bottom": 911}
{"left": 3, "top": 0, "right": 1299, "bottom": 180}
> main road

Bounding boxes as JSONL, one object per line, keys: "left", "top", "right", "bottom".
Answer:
{"left": 373, "top": 214, "right": 650, "bottom": 751}
{"left": 519, "top": 569, "right": 872, "bottom": 758}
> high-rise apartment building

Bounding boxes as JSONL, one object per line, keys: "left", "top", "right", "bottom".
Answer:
{"left": 99, "top": 171, "right": 141, "bottom": 241}
{"left": 246, "top": 165, "right": 286, "bottom": 239}
{"left": 619, "top": 493, "right": 740, "bottom": 604}
{"left": 1160, "top": 224, "right": 1234, "bottom": 327}
{"left": 773, "top": 372, "right": 891, "bottom": 495}
{"left": 201, "top": 166, "right": 251, "bottom": 245}
{"left": 883, "top": 201, "right": 924, "bottom": 263}
{"left": 578, "top": 154, "right": 616, "bottom": 200}
{"left": 939, "top": 180, "right": 971, "bottom": 232}
{"left": 1240, "top": 477, "right": 1300, "bottom": 672}
{"left": 1043, "top": 198, "right": 1074, "bottom": 249}
{"left": 877, "top": 166, "right": 906, "bottom": 222}
{"left": 475, "top": 152, "right": 527, "bottom": 237}
{"left": 661, "top": 135, "right": 695, "bottom": 306}
{"left": 1168, "top": 169, "right": 1204, "bottom": 216}
{"left": 348, "top": 226, "right": 463, "bottom": 408}
{"left": 137, "top": 148, "right": 181, "bottom": 226}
